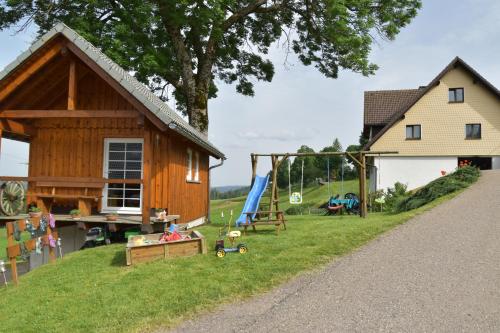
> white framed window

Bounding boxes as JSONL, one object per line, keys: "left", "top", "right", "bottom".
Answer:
{"left": 194, "top": 152, "right": 200, "bottom": 181}
{"left": 186, "top": 148, "right": 193, "bottom": 181}
{"left": 102, "top": 138, "right": 143, "bottom": 214}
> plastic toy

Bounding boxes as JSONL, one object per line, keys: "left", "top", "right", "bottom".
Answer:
{"left": 215, "top": 210, "right": 248, "bottom": 258}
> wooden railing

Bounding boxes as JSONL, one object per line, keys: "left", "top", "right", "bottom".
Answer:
{"left": 0, "top": 176, "right": 143, "bottom": 184}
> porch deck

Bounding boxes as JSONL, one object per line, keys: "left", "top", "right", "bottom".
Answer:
{"left": 0, "top": 214, "right": 180, "bottom": 228}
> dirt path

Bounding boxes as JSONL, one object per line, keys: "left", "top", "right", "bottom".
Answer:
{"left": 167, "top": 171, "right": 500, "bottom": 333}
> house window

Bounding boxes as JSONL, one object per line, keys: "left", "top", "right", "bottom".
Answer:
{"left": 186, "top": 149, "right": 200, "bottom": 182}
{"left": 449, "top": 88, "right": 464, "bottom": 103}
{"left": 103, "top": 138, "right": 143, "bottom": 213}
{"left": 465, "top": 124, "right": 481, "bottom": 139}
{"left": 194, "top": 152, "right": 200, "bottom": 181}
{"left": 186, "top": 148, "right": 193, "bottom": 181}
{"left": 406, "top": 125, "right": 421, "bottom": 140}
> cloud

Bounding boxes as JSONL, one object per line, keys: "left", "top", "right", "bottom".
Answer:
{"left": 237, "top": 128, "right": 317, "bottom": 142}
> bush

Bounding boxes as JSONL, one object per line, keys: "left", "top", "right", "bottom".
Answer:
{"left": 384, "top": 182, "right": 408, "bottom": 212}
{"left": 394, "top": 166, "right": 479, "bottom": 213}
{"left": 285, "top": 202, "right": 314, "bottom": 215}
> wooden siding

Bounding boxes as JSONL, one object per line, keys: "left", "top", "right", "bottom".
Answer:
{"left": 1, "top": 37, "right": 211, "bottom": 222}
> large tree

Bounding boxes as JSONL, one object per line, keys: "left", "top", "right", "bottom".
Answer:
{"left": 0, "top": 0, "right": 421, "bottom": 133}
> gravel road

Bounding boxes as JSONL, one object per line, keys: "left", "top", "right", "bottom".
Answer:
{"left": 167, "top": 171, "right": 500, "bottom": 333}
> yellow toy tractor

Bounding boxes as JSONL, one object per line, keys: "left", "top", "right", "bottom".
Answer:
{"left": 215, "top": 210, "right": 248, "bottom": 258}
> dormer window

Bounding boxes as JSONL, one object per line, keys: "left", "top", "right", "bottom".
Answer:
{"left": 449, "top": 88, "right": 464, "bottom": 103}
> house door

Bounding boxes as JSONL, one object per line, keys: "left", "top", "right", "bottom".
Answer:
{"left": 102, "top": 138, "right": 143, "bottom": 214}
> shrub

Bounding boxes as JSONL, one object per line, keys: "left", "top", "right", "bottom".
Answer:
{"left": 384, "top": 182, "right": 408, "bottom": 212}
{"left": 285, "top": 202, "right": 314, "bottom": 215}
{"left": 394, "top": 166, "right": 479, "bottom": 213}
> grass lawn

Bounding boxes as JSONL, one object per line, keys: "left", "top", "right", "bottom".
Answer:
{"left": 0, "top": 191, "right": 461, "bottom": 333}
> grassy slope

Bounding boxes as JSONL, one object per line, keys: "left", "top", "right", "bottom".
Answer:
{"left": 0, "top": 186, "right": 462, "bottom": 333}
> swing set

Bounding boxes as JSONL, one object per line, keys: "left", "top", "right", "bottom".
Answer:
{"left": 250, "top": 150, "right": 397, "bottom": 218}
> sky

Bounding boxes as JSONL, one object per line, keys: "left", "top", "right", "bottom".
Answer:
{"left": 1, "top": 0, "right": 500, "bottom": 185}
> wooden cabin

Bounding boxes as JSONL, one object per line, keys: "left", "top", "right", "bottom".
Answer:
{"left": 0, "top": 23, "right": 225, "bottom": 232}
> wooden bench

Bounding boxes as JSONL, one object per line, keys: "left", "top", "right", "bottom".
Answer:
{"left": 240, "top": 210, "right": 286, "bottom": 235}
{"left": 31, "top": 181, "right": 103, "bottom": 216}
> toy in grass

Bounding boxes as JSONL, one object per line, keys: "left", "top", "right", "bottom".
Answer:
{"left": 215, "top": 210, "right": 248, "bottom": 258}
{"left": 327, "top": 193, "right": 360, "bottom": 215}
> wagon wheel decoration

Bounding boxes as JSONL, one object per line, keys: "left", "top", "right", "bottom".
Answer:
{"left": 0, "top": 181, "right": 25, "bottom": 216}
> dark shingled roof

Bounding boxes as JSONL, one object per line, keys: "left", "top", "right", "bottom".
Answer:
{"left": 364, "top": 89, "right": 423, "bottom": 126}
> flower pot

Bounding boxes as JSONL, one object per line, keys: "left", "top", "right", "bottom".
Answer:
{"left": 71, "top": 214, "right": 81, "bottom": 220}
{"left": 155, "top": 212, "right": 163, "bottom": 219}
{"left": 29, "top": 212, "right": 42, "bottom": 218}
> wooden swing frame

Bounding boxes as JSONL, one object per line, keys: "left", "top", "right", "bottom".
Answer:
{"left": 250, "top": 151, "right": 397, "bottom": 218}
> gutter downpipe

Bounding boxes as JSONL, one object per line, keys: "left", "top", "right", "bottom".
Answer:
{"left": 207, "top": 158, "right": 225, "bottom": 224}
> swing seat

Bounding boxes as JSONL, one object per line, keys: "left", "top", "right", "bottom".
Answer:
{"left": 289, "top": 192, "right": 303, "bottom": 205}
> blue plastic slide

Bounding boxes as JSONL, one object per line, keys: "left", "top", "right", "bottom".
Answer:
{"left": 236, "top": 175, "right": 269, "bottom": 226}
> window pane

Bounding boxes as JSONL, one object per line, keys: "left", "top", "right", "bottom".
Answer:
{"left": 109, "top": 151, "right": 125, "bottom": 160}
{"left": 125, "top": 189, "right": 141, "bottom": 199}
{"left": 124, "top": 199, "right": 141, "bottom": 208}
{"left": 107, "top": 198, "right": 123, "bottom": 207}
{"left": 125, "top": 171, "right": 142, "bottom": 179}
{"left": 449, "top": 90, "right": 456, "bottom": 102}
{"left": 109, "top": 143, "right": 125, "bottom": 151}
{"left": 126, "top": 143, "right": 142, "bottom": 151}
{"left": 108, "top": 183, "right": 124, "bottom": 190}
{"left": 472, "top": 124, "right": 480, "bottom": 138}
{"left": 108, "top": 161, "right": 124, "bottom": 170}
{"left": 414, "top": 125, "right": 421, "bottom": 138}
{"left": 125, "top": 184, "right": 141, "bottom": 190}
{"left": 406, "top": 126, "right": 413, "bottom": 138}
{"left": 466, "top": 125, "right": 472, "bottom": 138}
{"left": 108, "top": 170, "right": 125, "bottom": 179}
{"left": 126, "top": 152, "right": 142, "bottom": 161}
{"left": 107, "top": 189, "right": 124, "bottom": 198}
{"left": 126, "top": 161, "right": 142, "bottom": 170}
{"left": 456, "top": 88, "right": 464, "bottom": 102}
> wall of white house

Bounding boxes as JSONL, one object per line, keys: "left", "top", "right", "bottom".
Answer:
{"left": 370, "top": 156, "right": 458, "bottom": 192}
{"left": 492, "top": 157, "right": 500, "bottom": 169}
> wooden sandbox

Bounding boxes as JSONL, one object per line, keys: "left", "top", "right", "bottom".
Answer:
{"left": 126, "top": 230, "right": 207, "bottom": 265}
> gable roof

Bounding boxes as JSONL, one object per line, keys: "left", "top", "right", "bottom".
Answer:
{"left": 364, "top": 88, "right": 422, "bottom": 126}
{"left": 0, "top": 23, "right": 225, "bottom": 159}
{"left": 365, "top": 56, "right": 500, "bottom": 149}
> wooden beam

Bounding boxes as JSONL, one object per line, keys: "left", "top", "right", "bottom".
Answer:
{"left": 0, "top": 176, "right": 142, "bottom": 184}
{"left": 66, "top": 43, "right": 168, "bottom": 131}
{"left": 141, "top": 124, "right": 152, "bottom": 232}
{"left": 0, "top": 119, "right": 35, "bottom": 136}
{"left": 0, "top": 110, "right": 138, "bottom": 118}
{"left": 0, "top": 43, "right": 63, "bottom": 102}
{"left": 68, "top": 60, "right": 77, "bottom": 110}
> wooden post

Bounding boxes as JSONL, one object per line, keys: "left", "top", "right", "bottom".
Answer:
{"left": 141, "top": 124, "right": 152, "bottom": 233}
{"left": 6, "top": 223, "right": 18, "bottom": 285}
{"left": 359, "top": 152, "right": 367, "bottom": 218}
{"left": 250, "top": 154, "right": 258, "bottom": 187}
{"left": 268, "top": 155, "right": 278, "bottom": 218}
{"left": 68, "top": 60, "right": 77, "bottom": 110}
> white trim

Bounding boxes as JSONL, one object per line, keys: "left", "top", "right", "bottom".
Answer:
{"left": 102, "top": 138, "right": 144, "bottom": 214}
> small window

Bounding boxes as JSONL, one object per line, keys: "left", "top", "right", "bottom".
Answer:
{"left": 194, "top": 152, "right": 200, "bottom": 181}
{"left": 449, "top": 88, "right": 464, "bottom": 103}
{"left": 406, "top": 125, "right": 421, "bottom": 140}
{"left": 465, "top": 124, "right": 481, "bottom": 139}
{"left": 186, "top": 148, "right": 193, "bottom": 181}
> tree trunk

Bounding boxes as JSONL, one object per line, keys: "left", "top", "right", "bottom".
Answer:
{"left": 188, "top": 88, "right": 209, "bottom": 134}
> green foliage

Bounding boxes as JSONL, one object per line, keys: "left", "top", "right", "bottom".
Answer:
{"left": 384, "top": 182, "right": 409, "bottom": 212}
{"left": 0, "top": 0, "right": 422, "bottom": 131}
{"left": 285, "top": 202, "right": 313, "bottom": 215}
{"left": 210, "top": 186, "right": 250, "bottom": 200}
{"left": 69, "top": 209, "right": 81, "bottom": 215}
{"left": 394, "top": 166, "right": 480, "bottom": 212}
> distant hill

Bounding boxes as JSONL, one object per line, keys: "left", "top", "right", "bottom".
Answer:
{"left": 213, "top": 185, "right": 247, "bottom": 193}
{"left": 210, "top": 185, "right": 250, "bottom": 200}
